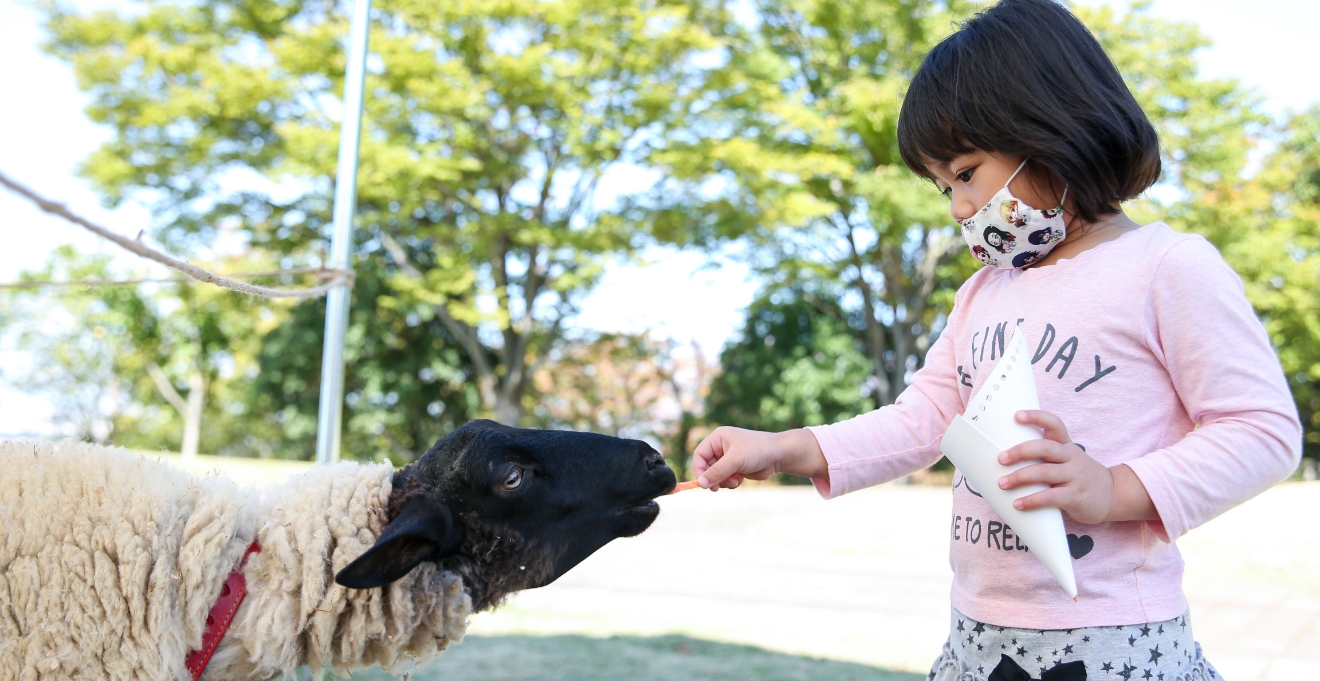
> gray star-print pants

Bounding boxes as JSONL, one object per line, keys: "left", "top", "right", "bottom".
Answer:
{"left": 928, "top": 607, "right": 1219, "bottom": 681}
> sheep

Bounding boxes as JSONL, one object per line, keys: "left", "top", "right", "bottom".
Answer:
{"left": 0, "top": 419, "right": 676, "bottom": 680}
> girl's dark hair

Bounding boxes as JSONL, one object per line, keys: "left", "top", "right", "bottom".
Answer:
{"left": 897, "top": 0, "right": 1161, "bottom": 223}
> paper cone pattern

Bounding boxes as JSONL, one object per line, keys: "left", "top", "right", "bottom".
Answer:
{"left": 940, "top": 328, "right": 1078, "bottom": 599}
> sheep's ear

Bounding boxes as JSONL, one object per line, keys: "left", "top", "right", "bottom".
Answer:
{"left": 334, "top": 498, "right": 462, "bottom": 589}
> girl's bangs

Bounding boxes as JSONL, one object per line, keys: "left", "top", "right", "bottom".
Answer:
{"left": 897, "top": 44, "right": 977, "bottom": 180}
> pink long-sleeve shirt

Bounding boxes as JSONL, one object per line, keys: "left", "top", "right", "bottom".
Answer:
{"left": 807, "top": 222, "right": 1301, "bottom": 629}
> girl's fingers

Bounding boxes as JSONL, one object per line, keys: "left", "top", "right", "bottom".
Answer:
{"left": 691, "top": 439, "right": 716, "bottom": 477}
{"left": 1012, "top": 487, "right": 1072, "bottom": 511}
{"left": 693, "top": 429, "right": 733, "bottom": 485}
{"left": 999, "top": 440, "right": 1073, "bottom": 465}
{"left": 698, "top": 446, "right": 744, "bottom": 488}
{"left": 999, "top": 462, "right": 1068, "bottom": 490}
{"left": 1014, "top": 409, "right": 1072, "bottom": 444}
{"left": 697, "top": 458, "right": 729, "bottom": 488}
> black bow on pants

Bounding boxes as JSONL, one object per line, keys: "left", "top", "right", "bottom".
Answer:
{"left": 987, "top": 654, "right": 1086, "bottom": 681}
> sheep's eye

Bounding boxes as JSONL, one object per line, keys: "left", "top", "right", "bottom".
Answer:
{"left": 502, "top": 467, "right": 524, "bottom": 490}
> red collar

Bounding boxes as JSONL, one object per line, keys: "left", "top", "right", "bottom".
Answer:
{"left": 185, "top": 540, "right": 261, "bottom": 681}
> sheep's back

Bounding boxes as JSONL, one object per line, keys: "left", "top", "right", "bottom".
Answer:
{"left": 0, "top": 441, "right": 257, "bottom": 681}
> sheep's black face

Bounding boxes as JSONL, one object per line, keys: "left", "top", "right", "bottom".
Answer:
{"left": 450, "top": 422, "right": 675, "bottom": 583}
{"left": 334, "top": 420, "right": 676, "bottom": 607}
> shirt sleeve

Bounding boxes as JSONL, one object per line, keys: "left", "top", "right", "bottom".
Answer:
{"left": 806, "top": 310, "right": 966, "bottom": 499}
{"left": 1124, "top": 236, "right": 1302, "bottom": 541}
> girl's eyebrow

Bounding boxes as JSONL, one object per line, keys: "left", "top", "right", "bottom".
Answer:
{"left": 929, "top": 162, "right": 957, "bottom": 182}
{"left": 946, "top": 154, "right": 981, "bottom": 174}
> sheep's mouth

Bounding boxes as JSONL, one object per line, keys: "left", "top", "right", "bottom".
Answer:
{"left": 615, "top": 472, "right": 671, "bottom": 528}
{"left": 622, "top": 499, "right": 659, "bottom": 515}
{"left": 617, "top": 496, "right": 660, "bottom": 519}
{"left": 613, "top": 498, "right": 661, "bottom": 537}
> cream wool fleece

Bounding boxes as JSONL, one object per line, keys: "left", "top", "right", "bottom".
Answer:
{"left": 0, "top": 441, "right": 471, "bottom": 681}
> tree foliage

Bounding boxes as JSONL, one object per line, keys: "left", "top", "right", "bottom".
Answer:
{"left": 654, "top": 0, "right": 977, "bottom": 409}
{"left": 706, "top": 288, "right": 874, "bottom": 433}
{"left": 0, "top": 248, "right": 276, "bottom": 454}
{"left": 14, "top": 0, "right": 1317, "bottom": 467}
{"left": 0, "top": 246, "right": 480, "bottom": 461}
{"left": 41, "top": 0, "right": 738, "bottom": 427}
{"left": 245, "top": 265, "right": 479, "bottom": 461}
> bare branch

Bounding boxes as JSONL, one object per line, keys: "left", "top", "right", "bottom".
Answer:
{"left": 533, "top": 144, "right": 559, "bottom": 223}
{"left": 377, "top": 230, "right": 425, "bottom": 279}
{"left": 377, "top": 230, "right": 498, "bottom": 406}
{"left": 146, "top": 362, "right": 189, "bottom": 416}
{"left": 522, "top": 303, "right": 570, "bottom": 379}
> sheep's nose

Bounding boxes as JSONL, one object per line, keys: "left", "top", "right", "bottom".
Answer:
{"left": 643, "top": 449, "right": 666, "bottom": 471}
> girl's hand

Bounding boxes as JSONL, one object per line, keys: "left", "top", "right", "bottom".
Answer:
{"left": 997, "top": 410, "right": 1157, "bottom": 524}
{"left": 692, "top": 427, "right": 827, "bottom": 490}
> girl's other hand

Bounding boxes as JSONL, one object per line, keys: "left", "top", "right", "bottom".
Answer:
{"left": 996, "top": 410, "right": 1157, "bottom": 524}
{"left": 692, "top": 427, "right": 827, "bottom": 490}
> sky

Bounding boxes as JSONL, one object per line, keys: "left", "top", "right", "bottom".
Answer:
{"left": 1, "top": 0, "right": 1318, "bottom": 436}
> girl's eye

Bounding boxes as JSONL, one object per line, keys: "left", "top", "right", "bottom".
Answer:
{"left": 956, "top": 168, "right": 975, "bottom": 183}
{"left": 939, "top": 185, "right": 953, "bottom": 199}
{"left": 503, "top": 467, "right": 524, "bottom": 490}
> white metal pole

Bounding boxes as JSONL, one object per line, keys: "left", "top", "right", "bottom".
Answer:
{"left": 315, "top": 0, "right": 373, "bottom": 466}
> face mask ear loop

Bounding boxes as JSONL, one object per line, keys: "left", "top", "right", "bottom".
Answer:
{"left": 1058, "top": 186, "right": 1069, "bottom": 209}
{"left": 1004, "top": 159, "right": 1030, "bottom": 189}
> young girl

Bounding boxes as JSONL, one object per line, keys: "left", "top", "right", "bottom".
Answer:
{"left": 691, "top": 1, "right": 1302, "bottom": 679}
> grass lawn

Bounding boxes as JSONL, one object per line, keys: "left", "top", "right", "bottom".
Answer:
{"left": 329, "top": 634, "right": 923, "bottom": 681}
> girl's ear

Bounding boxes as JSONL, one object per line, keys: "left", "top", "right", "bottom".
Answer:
{"left": 334, "top": 497, "right": 463, "bottom": 589}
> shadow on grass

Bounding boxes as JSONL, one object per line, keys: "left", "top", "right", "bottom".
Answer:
{"left": 330, "top": 634, "right": 925, "bottom": 681}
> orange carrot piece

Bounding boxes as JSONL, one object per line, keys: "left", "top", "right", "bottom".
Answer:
{"left": 668, "top": 480, "right": 703, "bottom": 494}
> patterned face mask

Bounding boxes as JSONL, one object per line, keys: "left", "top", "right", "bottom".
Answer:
{"left": 958, "top": 160, "right": 1067, "bottom": 269}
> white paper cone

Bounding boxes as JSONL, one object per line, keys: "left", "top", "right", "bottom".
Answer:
{"left": 939, "top": 329, "right": 1078, "bottom": 599}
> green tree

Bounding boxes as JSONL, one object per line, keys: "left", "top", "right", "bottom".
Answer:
{"left": 246, "top": 265, "right": 480, "bottom": 461}
{"left": 0, "top": 253, "right": 126, "bottom": 442}
{"left": 42, "top": 0, "right": 737, "bottom": 428}
{"left": 706, "top": 288, "right": 875, "bottom": 432}
{"left": 0, "top": 245, "right": 480, "bottom": 462}
{"left": 0, "top": 247, "right": 275, "bottom": 455}
{"left": 650, "top": 0, "right": 979, "bottom": 408}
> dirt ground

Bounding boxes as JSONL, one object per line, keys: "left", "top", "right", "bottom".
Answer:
{"left": 452, "top": 480, "right": 1320, "bottom": 681}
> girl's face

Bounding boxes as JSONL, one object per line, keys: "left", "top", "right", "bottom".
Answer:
{"left": 928, "top": 151, "right": 1065, "bottom": 225}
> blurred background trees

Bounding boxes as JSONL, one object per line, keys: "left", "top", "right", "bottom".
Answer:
{"left": 654, "top": 0, "right": 977, "bottom": 410}
{"left": 3, "top": 0, "right": 1315, "bottom": 472}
